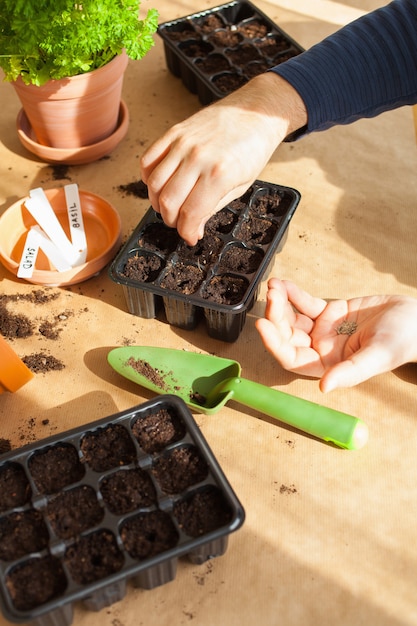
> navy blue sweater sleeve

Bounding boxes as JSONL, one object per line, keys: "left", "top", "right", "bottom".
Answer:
{"left": 271, "top": 0, "right": 417, "bottom": 136}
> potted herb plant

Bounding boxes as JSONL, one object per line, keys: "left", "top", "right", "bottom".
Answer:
{"left": 0, "top": 0, "right": 158, "bottom": 161}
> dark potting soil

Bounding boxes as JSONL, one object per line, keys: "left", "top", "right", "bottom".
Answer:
{"left": 28, "top": 444, "right": 85, "bottom": 495}
{"left": 22, "top": 352, "right": 65, "bottom": 373}
{"left": 64, "top": 529, "right": 124, "bottom": 585}
{"left": 252, "top": 191, "right": 292, "bottom": 218}
{"left": 177, "top": 234, "right": 223, "bottom": 266}
{"left": 160, "top": 262, "right": 205, "bottom": 295}
{"left": 100, "top": 468, "right": 157, "bottom": 514}
{"left": 46, "top": 485, "right": 104, "bottom": 539}
{"left": 123, "top": 253, "right": 163, "bottom": 283}
{"left": 6, "top": 555, "right": 67, "bottom": 611}
{"left": 226, "top": 43, "right": 261, "bottom": 67}
{"left": 117, "top": 179, "right": 149, "bottom": 199}
{"left": 131, "top": 407, "right": 186, "bottom": 453}
{"left": 182, "top": 41, "right": 214, "bottom": 59}
{"left": 218, "top": 246, "right": 264, "bottom": 274}
{"left": 203, "top": 275, "right": 248, "bottom": 305}
{"left": 151, "top": 446, "right": 209, "bottom": 494}
{"left": 212, "top": 72, "right": 247, "bottom": 94}
{"left": 173, "top": 487, "right": 232, "bottom": 537}
{"left": 205, "top": 207, "right": 239, "bottom": 234}
{"left": 0, "top": 439, "right": 11, "bottom": 455}
{"left": 195, "top": 53, "right": 231, "bottom": 74}
{"left": 0, "top": 510, "right": 49, "bottom": 561}
{"left": 238, "top": 19, "right": 268, "bottom": 39}
{"left": 138, "top": 222, "right": 180, "bottom": 255}
{"left": 196, "top": 14, "right": 225, "bottom": 33}
{"left": 235, "top": 216, "right": 277, "bottom": 245}
{"left": 126, "top": 357, "right": 169, "bottom": 393}
{"left": 0, "top": 464, "right": 32, "bottom": 512}
{"left": 165, "top": 25, "right": 200, "bottom": 42}
{"left": 245, "top": 60, "right": 270, "bottom": 79}
{"left": 208, "top": 30, "right": 243, "bottom": 48}
{"left": 80, "top": 424, "right": 136, "bottom": 472}
{"left": 256, "top": 35, "right": 292, "bottom": 58}
{"left": 121, "top": 510, "right": 179, "bottom": 559}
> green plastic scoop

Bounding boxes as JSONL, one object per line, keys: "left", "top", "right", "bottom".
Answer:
{"left": 107, "top": 346, "right": 368, "bottom": 450}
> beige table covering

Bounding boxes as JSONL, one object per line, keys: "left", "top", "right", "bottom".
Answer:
{"left": 1, "top": 1, "right": 417, "bottom": 624}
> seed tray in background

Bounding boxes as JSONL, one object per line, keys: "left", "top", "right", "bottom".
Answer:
{"left": 158, "top": 0, "right": 304, "bottom": 105}
{"left": 0, "top": 396, "right": 244, "bottom": 626}
{"left": 109, "top": 180, "right": 301, "bottom": 342}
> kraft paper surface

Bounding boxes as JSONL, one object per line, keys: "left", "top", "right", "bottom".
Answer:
{"left": 1, "top": 2, "right": 417, "bottom": 625}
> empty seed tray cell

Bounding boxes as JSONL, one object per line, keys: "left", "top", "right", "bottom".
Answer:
{"left": 109, "top": 180, "right": 301, "bottom": 342}
{"left": 158, "top": 0, "right": 304, "bottom": 105}
{"left": 0, "top": 396, "right": 245, "bottom": 626}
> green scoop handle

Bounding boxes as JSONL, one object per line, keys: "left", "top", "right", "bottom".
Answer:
{"left": 107, "top": 346, "right": 368, "bottom": 450}
{"left": 205, "top": 376, "right": 368, "bottom": 450}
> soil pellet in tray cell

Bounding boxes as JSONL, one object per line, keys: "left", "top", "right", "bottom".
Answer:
{"left": 0, "top": 463, "right": 31, "bottom": 512}
{"left": 204, "top": 207, "right": 239, "bottom": 234}
{"left": 180, "top": 40, "right": 214, "bottom": 58}
{"left": 64, "top": 530, "right": 124, "bottom": 585}
{"left": 196, "top": 14, "right": 225, "bottom": 33}
{"left": 195, "top": 53, "right": 230, "bottom": 74}
{"left": 218, "top": 246, "right": 264, "bottom": 274}
{"left": 208, "top": 29, "right": 243, "bottom": 48}
{"left": 131, "top": 408, "right": 187, "bottom": 454}
{"left": 6, "top": 555, "right": 67, "bottom": 611}
{"left": 164, "top": 24, "right": 199, "bottom": 42}
{"left": 203, "top": 275, "right": 249, "bottom": 305}
{"left": 120, "top": 510, "right": 179, "bottom": 559}
{"left": 160, "top": 262, "right": 205, "bottom": 295}
{"left": 100, "top": 468, "right": 157, "bottom": 515}
{"left": 80, "top": 424, "right": 136, "bottom": 472}
{"left": 238, "top": 19, "right": 268, "bottom": 39}
{"left": 235, "top": 216, "right": 277, "bottom": 245}
{"left": 251, "top": 191, "right": 292, "bottom": 218}
{"left": 177, "top": 234, "right": 223, "bottom": 266}
{"left": 226, "top": 43, "right": 261, "bottom": 67}
{"left": 0, "top": 510, "right": 49, "bottom": 561}
{"left": 28, "top": 444, "right": 85, "bottom": 495}
{"left": 138, "top": 222, "right": 180, "bottom": 255}
{"left": 151, "top": 445, "right": 209, "bottom": 494}
{"left": 46, "top": 485, "right": 104, "bottom": 539}
{"left": 212, "top": 72, "right": 247, "bottom": 93}
{"left": 123, "top": 253, "right": 163, "bottom": 282}
{"left": 174, "top": 486, "right": 233, "bottom": 536}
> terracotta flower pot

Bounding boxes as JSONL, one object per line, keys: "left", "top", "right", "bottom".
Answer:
{"left": 12, "top": 52, "right": 129, "bottom": 149}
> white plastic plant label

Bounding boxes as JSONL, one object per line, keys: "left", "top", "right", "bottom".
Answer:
{"left": 64, "top": 183, "right": 87, "bottom": 265}
{"left": 17, "top": 227, "right": 72, "bottom": 278}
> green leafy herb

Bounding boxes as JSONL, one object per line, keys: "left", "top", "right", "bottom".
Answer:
{"left": 0, "top": 0, "right": 159, "bottom": 85}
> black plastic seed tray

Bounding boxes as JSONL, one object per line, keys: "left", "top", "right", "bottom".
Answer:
{"left": 0, "top": 396, "right": 244, "bottom": 626}
{"left": 109, "top": 180, "right": 301, "bottom": 342}
{"left": 158, "top": 0, "right": 304, "bottom": 105}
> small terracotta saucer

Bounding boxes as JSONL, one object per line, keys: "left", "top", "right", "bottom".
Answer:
{"left": 0, "top": 188, "right": 122, "bottom": 287}
{"left": 16, "top": 100, "right": 129, "bottom": 165}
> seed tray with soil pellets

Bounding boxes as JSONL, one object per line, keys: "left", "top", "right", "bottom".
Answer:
{"left": 0, "top": 395, "right": 244, "bottom": 626}
{"left": 109, "top": 180, "right": 301, "bottom": 342}
{"left": 158, "top": 0, "right": 304, "bottom": 105}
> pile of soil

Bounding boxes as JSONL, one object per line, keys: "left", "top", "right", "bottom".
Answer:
{"left": 80, "top": 424, "right": 136, "bottom": 472}
{"left": 126, "top": 357, "right": 169, "bottom": 392}
{"left": 28, "top": 444, "right": 85, "bottom": 495}
{"left": 22, "top": 352, "right": 64, "bottom": 373}
{"left": 151, "top": 445, "right": 209, "bottom": 494}
{"left": 46, "top": 485, "right": 104, "bottom": 539}
{"left": 131, "top": 408, "right": 186, "bottom": 453}
{"left": 100, "top": 468, "right": 157, "bottom": 514}
{"left": 120, "top": 510, "right": 179, "bottom": 559}
{"left": 173, "top": 487, "right": 232, "bottom": 537}
{"left": 117, "top": 179, "right": 148, "bottom": 199}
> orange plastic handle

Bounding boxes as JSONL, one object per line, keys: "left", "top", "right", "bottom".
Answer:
{"left": 0, "top": 336, "right": 34, "bottom": 393}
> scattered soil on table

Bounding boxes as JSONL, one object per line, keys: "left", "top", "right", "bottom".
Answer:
{"left": 203, "top": 275, "right": 248, "bottom": 304}
{"left": 50, "top": 165, "right": 71, "bottom": 180}
{"left": 64, "top": 529, "right": 124, "bottom": 585}
{"left": 117, "top": 179, "right": 148, "bottom": 199}
{"left": 120, "top": 510, "right": 179, "bottom": 559}
{"left": 0, "top": 510, "right": 49, "bottom": 561}
{"left": 173, "top": 487, "right": 232, "bottom": 536}
{"left": 0, "top": 304, "right": 33, "bottom": 338}
{"left": 80, "top": 424, "right": 136, "bottom": 472}
{"left": 100, "top": 468, "right": 157, "bottom": 514}
{"left": 0, "top": 464, "right": 32, "bottom": 512}
{"left": 123, "top": 253, "right": 163, "bottom": 283}
{"left": 28, "top": 444, "right": 85, "bottom": 495}
{"left": 160, "top": 262, "right": 205, "bottom": 295}
{"left": 46, "top": 485, "right": 104, "bottom": 539}
{"left": 151, "top": 445, "right": 209, "bottom": 494}
{"left": 6, "top": 555, "right": 67, "bottom": 611}
{"left": 131, "top": 408, "right": 186, "bottom": 453}
{"left": 22, "top": 352, "right": 65, "bottom": 373}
